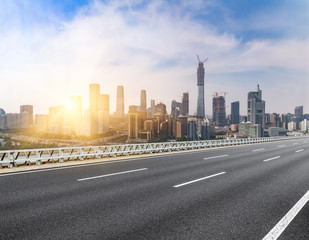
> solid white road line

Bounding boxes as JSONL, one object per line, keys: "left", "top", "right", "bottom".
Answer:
{"left": 262, "top": 190, "right": 309, "bottom": 240}
{"left": 203, "top": 155, "right": 229, "bottom": 160}
{"left": 263, "top": 156, "right": 281, "bottom": 162}
{"left": 278, "top": 145, "right": 286, "bottom": 148}
{"left": 252, "top": 148, "right": 265, "bottom": 152}
{"left": 77, "top": 168, "right": 148, "bottom": 181}
{"left": 173, "top": 172, "right": 226, "bottom": 188}
{"left": 295, "top": 149, "right": 304, "bottom": 153}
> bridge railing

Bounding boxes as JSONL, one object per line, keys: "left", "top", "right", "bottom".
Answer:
{"left": 0, "top": 136, "right": 307, "bottom": 168}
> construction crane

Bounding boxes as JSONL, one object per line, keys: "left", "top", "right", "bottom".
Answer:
{"left": 197, "top": 55, "right": 208, "bottom": 63}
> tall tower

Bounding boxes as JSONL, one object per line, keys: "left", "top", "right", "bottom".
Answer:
{"left": 295, "top": 106, "right": 303, "bottom": 121}
{"left": 20, "top": 105, "right": 34, "bottom": 128}
{"left": 140, "top": 90, "right": 147, "bottom": 112}
{"left": 247, "top": 84, "right": 265, "bottom": 136}
{"left": 231, "top": 101, "right": 240, "bottom": 124}
{"left": 182, "top": 92, "right": 189, "bottom": 116}
{"left": 196, "top": 56, "right": 207, "bottom": 119}
{"left": 116, "top": 85, "right": 124, "bottom": 118}
{"left": 212, "top": 94, "right": 226, "bottom": 127}
{"left": 89, "top": 84, "right": 100, "bottom": 111}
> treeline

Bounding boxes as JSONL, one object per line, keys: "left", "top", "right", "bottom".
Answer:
{"left": 0, "top": 128, "right": 116, "bottom": 141}
{"left": 0, "top": 136, "right": 59, "bottom": 150}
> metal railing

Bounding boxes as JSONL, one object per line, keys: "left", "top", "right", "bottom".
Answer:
{"left": 0, "top": 136, "right": 307, "bottom": 168}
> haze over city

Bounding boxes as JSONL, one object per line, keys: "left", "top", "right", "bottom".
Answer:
{"left": 1, "top": 0, "right": 308, "bottom": 115}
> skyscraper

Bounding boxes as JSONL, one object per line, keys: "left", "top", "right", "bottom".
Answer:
{"left": 182, "top": 92, "right": 189, "bottom": 116}
{"left": 89, "top": 84, "right": 100, "bottom": 111}
{"left": 270, "top": 113, "right": 280, "bottom": 127}
{"left": 188, "top": 117, "right": 198, "bottom": 140}
{"left": 98, "top": 94, "right": 109, "bottom": 113}
{"left": 196, "top": 56, "right": 207, "bottom": 119}
{"left": 98, "top": 94, "right": 110, "bottom": 134}
{"left": 20, "top": 105, "right": 33, "bottom": 128}
{"left": 89, "top": 84, "right": 101, "bottom": 136}
{"left": 247, "top": 85, "right": 265, "bottom": 136}
{"left": 140, "top": 90, "right": 147, "bottom": 112}
{"left": 116, "top": 85, "right": 124, "bottom": 118}
{"left": 128, "top": 106, "right": 142, "bottom": 140}
{"left": 231, "top": 101, "right": 240, "bottom": 124}
{"left": 294, "top": 106, "right": 303, "bottom": 130}
{"left": 212, "top": 95, "right": 226, "bottom": 127}
{"left": 295, "top": 106, "right": 303, "bottom": 121}
{"left": 171, "top": 100, "right": 182, "bottom": 119}
{"left": 0, "top": 109, "right": 6, "bottom": 129}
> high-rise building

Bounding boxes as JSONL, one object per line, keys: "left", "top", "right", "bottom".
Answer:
{"left": 294, "top": 106, "right": 303, "bottom": 129}
{"left": 212, "top": 95, "right": 226, "bottom": 127}
{"left": 98, "top": 94, "right": 109, "bottom": 113}
{"left": 48, "top": 105, "right": 65, "bottom": 134}
{"left": 265, "top": 113, "right": 271, "bottom": 128}
{"left": 88, "top": 84, "right": 101, "bottom": 136}
{"left": 182, "top": 92, "right": 189, "bottom": 116}
{"left": 89, "top": 84, "right": 100, "bottom": 111}
{"left": 231, "top": 101, "right": 240, "bottom": 124}
{"left": 20, "top": 105, "right": 33, "bottom": 128}
{"left": 0, "top": 109, "right": 6, "bottom": 129}
{"left": 35, "top": 114, "right": 48, "bottom": 132}
{"left": 201, "top": 119, "right": 210, "bottom": 140}
{"left": 295, "top": 106, "right": 303, "bottom": 120}
{"left": 0, "top": 115, "right": 6, "bottom": 129}
{"left": 239, "top": 122, "right": 262, "bottom": 138}
{"left": 270, "top": 113, "right": 280, "bottom": 127}
{"left": 300, "top": 119, "right": 309, "bottom": 132}
{"left": 247, "top": 85, "right": 265, "bottom": 136}
{"left": 128, "top": 107, "right": 142, "bottom": 140}
{"left": 197, "top": 57, "right": 207, "bottom": 119}
{"left": 147, "top": 99, "right": 156, "bottom": 118}
{"left": 151, "top": 99, "right": 155, "bottom": 109}
{"left": 188, "top": 117, "right": 198, "bottom": 140}
{"left": 240, "top": 115, "right": 248, "bottom": 123}
{"left": 288, "top": 121, "right": 297, "bottom": 131}
{"left": 155, "top": 103, "right": 167, "bottom": 115}
{"left": 171, "top": 100, "right": 182, "bottom": 119}
{"left": 281, "top": 114, "right": 291, "bottom": 129}
{"left": 116, "top": 85, "right": 124, "bottom": 118}
{"left": 98, "top": 94, "right": 110, "bottom": 134}
{"left": 140, "top": 90, "right": 147, "bottom": 112}
{"left": 178, "top": 115, "right": 188, "bottom": 137}
{"left": 6, "top": 113, "right": 20, "bottom": 129}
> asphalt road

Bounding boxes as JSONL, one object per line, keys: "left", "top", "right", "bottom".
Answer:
{"left": 0, "top": 138, "right": 308, "bottom": 240}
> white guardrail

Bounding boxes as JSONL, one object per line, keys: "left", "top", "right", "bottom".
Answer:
{"left": 0, "top": 136, "right": 307, "bottom": 168}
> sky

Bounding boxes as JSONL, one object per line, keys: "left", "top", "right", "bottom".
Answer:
{"left": 0, "top": 0, "right": 308, "bottom": 116}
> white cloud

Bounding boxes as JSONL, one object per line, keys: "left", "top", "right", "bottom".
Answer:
{"left": 0, "top": 0, "right": 308, "bottom": 116}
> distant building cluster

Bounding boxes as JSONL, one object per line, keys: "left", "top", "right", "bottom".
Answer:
{"left": 127, "top": 56, "right": 210, "bottom": 142}
{"left": 0, "top": 105, "right": 33, "bottom": 130}
{"left": 0, "top": 57, "right": 308, "bottom": 141}
{"left": 0, "top": 84, "right": 114, "bottom": 137}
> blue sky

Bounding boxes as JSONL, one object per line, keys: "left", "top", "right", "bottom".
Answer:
{"left": 0, "top": 0, "right": 308, "bottom": 115}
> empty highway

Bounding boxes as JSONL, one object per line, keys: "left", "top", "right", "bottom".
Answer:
{"left": 0, "top": 138, "right": 308, "bottom": 239}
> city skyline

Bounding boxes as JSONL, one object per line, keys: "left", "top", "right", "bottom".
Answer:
{"left": 0, "top": 0, "right": 308, "bottom": 115}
